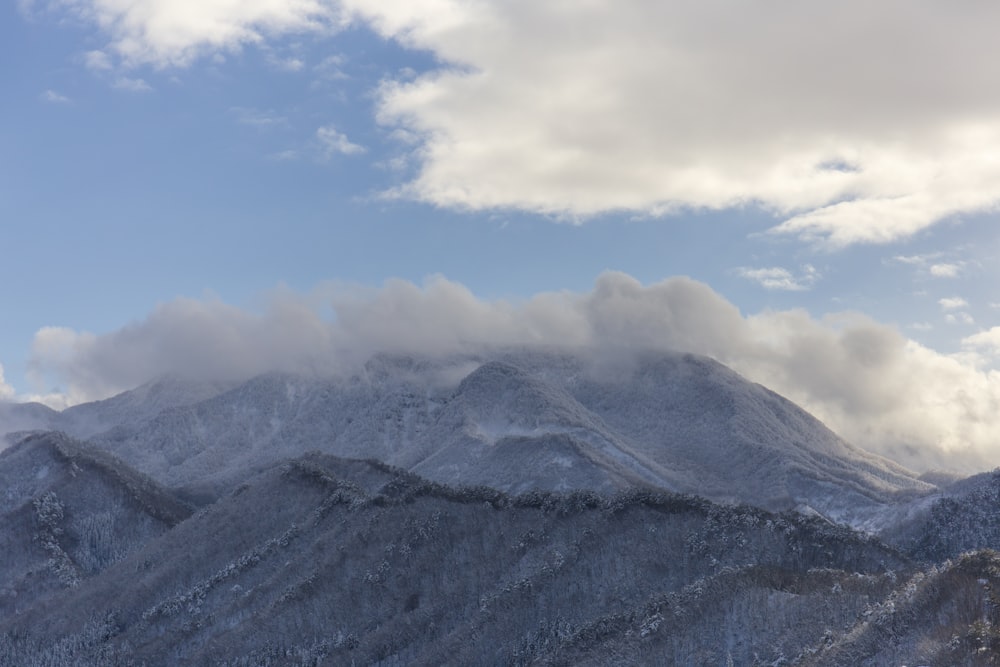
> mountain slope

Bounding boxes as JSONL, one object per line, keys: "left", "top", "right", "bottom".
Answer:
{"left": 407, "top": 361, "right": 680, "bottom": 493}
{"left": 0, "top": 401, "right": 58, "bottom": 442}
{"left": 75, "top": 350, "right": 930, "bottom": 523}
{"left": 0, "top": 452, "right": 910, "bottom": 666}
{"left": 56, "top": 376, "right": 233, "bottom": 439}
{"left": 882, "top": 469, "right": 1000, "bottom": 561}
{"left": 0, "top": 432, "right": 192, "bottom": 618}
{"left": 557, "top": 352, "right": 932, "bottom": 521}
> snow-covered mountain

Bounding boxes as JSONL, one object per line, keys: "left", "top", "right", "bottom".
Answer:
{"left": 0, "top": 451, "right": 913, "bottom": 666}
{"left": 0, "top": 401, "right": 59, "bottom": 442}
{"left": 3, "top": 349, "right": 1000, "bottom": 665}
{"left": 0, "top": 432, "right": 191, "bottom": 618}
{"left": 56, "top": 376, "right": 234, "bottom": 439}
{"left": 3, "top": 448, "right": 998, "bottom": 666}
{"left": 28, "top": 349, "right": 932, "bottom": 523}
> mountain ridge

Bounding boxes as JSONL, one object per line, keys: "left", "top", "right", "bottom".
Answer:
{"left": 1, "top": 349, "right": 934, "bottom": 525}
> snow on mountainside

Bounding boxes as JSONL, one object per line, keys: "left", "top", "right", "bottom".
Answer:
{"left": 0, "top": 401, "right": 59, "bottom": 442}
{"left": 0, "top": 432, "right": 191, "bottom": 618}
{"left": 47, "top": 348, "right": 934, "bottom": 524}
{"left": 0, "top": 452, "right": 913, "bottom": 666}
{"left": 407, "top": 361, "right": 678, "bottom": 493}
{"left": 553, "top": 352, "right": 933, "bottom": 522}
{"left": 56, "top": 376, "right": 234, "bottom": 439}
{"left": 881, "top": 468, "right": 1000, "bottom": 561}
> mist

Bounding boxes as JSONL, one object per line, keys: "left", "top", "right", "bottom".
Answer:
{"left": 19, "top": 272, "right": 1000, "bottom": 473}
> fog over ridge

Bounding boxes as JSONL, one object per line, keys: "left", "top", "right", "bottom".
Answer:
{"left": 11, "top": 272, "right": 1000, "bottom": 474}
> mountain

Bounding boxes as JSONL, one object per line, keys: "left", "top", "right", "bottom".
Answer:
{"left": 74, "top": 350, "right": 932, "bottom": 524}
{"left": 0, "top": 401, "right": 58, "bottom": 442}
{"left": 555, "top": 352, "right": 933, "bottom": 524}
{"left": 56, "top": 376, "right": 233, "bottom": 439}
{"left": 881, "top": 469, "right": 1000, "bottom": 562}
{"left": 0, "top": 432, "right": 191, "bottom": 619}
{"left": 0, "top": 350, "right": 996, "bottom": 665}
{"left": 797, "top": 550, "right": 1000, "bottom": 666}
{"left": 0, "top": 452, "right": 913, "bottom": 666}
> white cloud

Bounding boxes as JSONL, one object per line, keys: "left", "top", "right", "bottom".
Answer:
{"left": 314, "top": 54, "right": 348, "bottom": 80}
{"left": 25, "top": 273, "right": 1000, "bottom": 473}
{"left": 347, "top": 1, "right": 1000, "bottom": 245}
{"left": 929, "top": 263, "right": 961, "bottom": 278}
{"left": 40, "top": 89, "right": 71, "bottom": 104}
{"left": 231, "top": 106, "right": 287, "bottom": 128}
{"left": 945, "top": 312, "right": 976, "bottom": 326}
{"left": 0, "top": 364, "right": 15, "bottom": 401}
{"left": 48, "top": 1, "right": 1000, "bottom": 245}
{"left": 269, "top": 149, "right": 299, "bottom": 161}
{"left": 889, "top": 254, "right": 967, "bottom": 279}
{"left": 892, "top": 254, "right": 937, "bottom": 266}
{"left": 268, "top": 55, "right": 305, "bottom": 72}
{"left": 83, "top": 49, "right": 112, "bottom": 71}
{"left": 939, "top": 296, "right": 969, "bottom": 310}
{"left": 316, "top": 125, "right": 365, "bottom": 156}
{"left": 964, "top": 327, "right": 1000, "bottom": 354}
{"left": 736, "top": 265, "right": 818, "bottom": 291}
{"left": 112, "top": 76, "right": 153, "bottom": 92}
{"left": 57, "top": 0, "right": 343, "bottom": 68}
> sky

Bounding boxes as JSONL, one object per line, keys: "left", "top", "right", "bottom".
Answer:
{"left": 3, "top": 1, "right": 1000, "bottom": 472}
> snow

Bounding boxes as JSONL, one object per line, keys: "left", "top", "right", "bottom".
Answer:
{"left": 0, "top": 348, "right": 937, "bottom": 525}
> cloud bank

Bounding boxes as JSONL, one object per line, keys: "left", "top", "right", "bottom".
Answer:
{"left": 25, "top": 273, "right": 1000, "bottom": 474}
{"left": 42, "top": 0, "right": 1000, "bottom": 245}
{"left": 0, "top": 365, "right": 15, "bottom": 402}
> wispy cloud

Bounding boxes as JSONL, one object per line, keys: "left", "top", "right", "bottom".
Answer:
{"left": 24, "top": 272, "right": 1000, "bottom": 473}
{"left": 40, "top": 89, "right": 70, "bottom": 104}
{"left": 83, "top": 49, "right": 112, "bottom": 71}
{"left": 736, "top": 265, "right": 819, "bottom": 291}
{"left": 317, "top": 125, "right": 365, "bottom": 157}
{"left": 46, "top": 1, "right": 1000, "bottom": 246}
{"left": 939, "top": 296, "right": 969, "bottom": 310}
{"left": 0, "top": 364, "right": 14, "bottom": 401}
{"left": 269, "top": 149, "right": 300, "bottom": 161}
{"left": 231, "top": 107, "right": 288, "bottom": 128}
{"left": 964, "top": 327, "right": 1000, "bottom": 356}
{"left": 892, "top": 254, "right": 939, "bottom": 266}
{"left": 945, "top": 312, "right": 975, "bottom": 326}
{"left": 268, "top": 55, "right": 305, "bottom": 72}
{"left": 929, "top": 263, "right": 961, "bottom": 278}
{"left": 889, "top": 253, "right": 966, "bottom": 279}
{"left": 112, "top": 76, "right": 153, "bottom": 93}
{"left": 314, "top": 54, "right": 348, "bottom": 80}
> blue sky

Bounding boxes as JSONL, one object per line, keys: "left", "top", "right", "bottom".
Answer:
{"left": 4, "top": 1, "right": 1000, "bottom": 470}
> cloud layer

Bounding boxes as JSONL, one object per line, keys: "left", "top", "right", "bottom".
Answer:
{"left": 359, "top": 0, "right": 1000, "bottom": 244}
{"left": 43, "top": 0, "right": 1000, "bottom": 245}
{"left": 57, "top": 0, "right": 343, "bottom": 68}
{"left": 25, "top": 273, "right": 1000, "bottom": 474}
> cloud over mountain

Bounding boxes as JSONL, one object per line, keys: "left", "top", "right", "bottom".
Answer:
{"left": 45, "top": 0, "right": 1000, "bottom": 244}
{"left": 24, "top": 273, "right": 1000, "bottom": 473}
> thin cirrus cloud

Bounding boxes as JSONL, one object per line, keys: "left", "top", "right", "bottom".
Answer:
{"left": 112, "top": 76, "right": 153, "bottom": 93}
{"left": 40, "top": 89, "right": 71, "bottom": 104}
{"left": 939, "top": 296, "right": 969, "bottom": 310}
{"left": 890, "top": 254, "right": 965, "bottom": 279}
{"left": 316, "top": 125, "right": 366, "bottom": 157}
{"left": 22, "top": 272, "right": 1000, "bottom": 473}
{"left": 0, "top": 365, "right": 14, "bottom": 401}
{"left": 41, "top": 0, "right": 1000, "bottom": 246}
{"left": 929, "top": 263, "right": 961, "bottom": 278}
{"left": 736, "top": 265, "right": 819, "bottom": 291}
